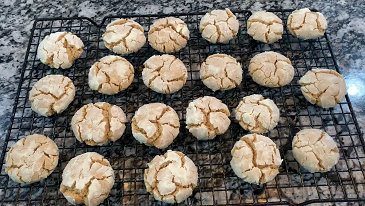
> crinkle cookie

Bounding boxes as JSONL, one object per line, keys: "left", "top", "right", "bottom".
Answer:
{"left": 142, "top": 55, "right": 187, "bottom": 94}
{"left": 29, "top": 75, "right": 75, "bottom": 117}
{"left": 292, "top": 129, "right": 339, "bottom": 173}
{"left": 186, "top": 96, "right": 230, "bottom": 140}
{"left": 299, "top": 69, "right": 347, "bottom": 108}
{"left": 247, "top": 11, "right": 283, "bottom": 43}
{"left": 60, "top": 152, "right": 115, "bottom": 206}
{"left": 148, "top": 17, "right": 189, "bottom": 53}
{"left": 6, "top": 134, "right": 59, "bottom": 184}
{"left": 37, "top": 32, "right": 84, "bottom": 69}
{"left": 88, "top": 55, "right": 134, "bottom": 95}
{"left": 71, "top": 102, "right": 127, "bottom": 146}
{"left": 287, "top": 8, "right": 327, "bottom": 39}
{"left": 103, "top": 19, "right": 146, "bottom": 54}
{"left": 231, "top": 134, "right": 282, "bottom": 184}
{"left": 199, "top": 8, "right": 239, "bottom": 43}
{"left": 144, "top": 150, "right": 198, "bottom": 203}
{"left": 235, "top": 94, "right": 280, "bottom": 133}
{"left": 132, "top": 103, "right": 180, "bottom": 149}
{"left": 200, "top": 54, "right": 242, "bottom": 91}
{"left": 249, "top": 52, "right": 294, "bottom": 87}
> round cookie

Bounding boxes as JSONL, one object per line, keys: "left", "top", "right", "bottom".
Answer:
{"left": 299, "top": 69, "right": 347, "bottom": 108}
{"left": 287, "top": 8, "right": 327, "bottom": 39}
{"left": 247, "top": 11, "right": 283, "bottom": 43}
{"left": 249, "top": 52, "right": 294, "bottom": 87}
{"left": 231, "top": 134, "right": 282, "bottom": 184}
{"left": 292, "top": 129, "right": 339, "bottom": 173}
{"left": 142, "top": 55, "right": 187, "bottom": 94}
{"left": 186, "top": 96, "right": 230, "bottom": 140}
{"left": 60, "top": 152, "right": 114, "bottom": 206}
{"left": 29, "top": 75, "right": 75, "bottom": 117}
{"left": 132, "top": 103, "right": 180, "bottom": 149}
{"left": 144, "top": 150, "right": 198, "bottom": 203}
{"left": 148, "top": 17, "right": 189, "bottom": 53}
{"left": 235, "top": 94, "right": 280, "bottom": 133}
{"left": 199, "top": 8, "right": 239, "bottom": 43}
{"left": 37, "top": 32, "right": 84, "bottom": 69}
{"left": 88, "top": 55, "right": 134, "bottom": 95}
{"left": 200, "top": 54, "right": 242, "bottom": 91}
{"left": 103, "top": 19, "right": 146, "bottom": 54}
{"left": 6, "top": 134, "right": 59, "bottom": 184}
{"left": 71, "top": 102, "right": 127, "bottom": 146}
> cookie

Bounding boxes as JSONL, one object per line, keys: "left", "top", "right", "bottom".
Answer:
{"left": 88, "top": 55, "right": 134, "bottom": 95}
{"left": 6, "top": 134, "right": 59, "bottom": 184}
{"left": 29, "top": 75, "right": 75, "bottom": 117}
{"left": 186, "top": 96, "right": 230, "bottom": 140}
{"left": 299, "top": 69, "right": 347, "bottom": 108}
{"left": 148, "top": 17, "right": 189, "bottom": 53}
{"left": 287, "top": 8, "right": 327, "bottom": 39}
{"left": 235, "top": 94, "right": 280, "bottom": 133}
{"left": 142, "top": 55, "right": 187, "bottom": 94}
{"left": 103, "top": 19, "right": 146, "bottom": 54}
{"left": 37, "top": 32, "right": 84, "bottom": 69}
{"left": 132, "top": 103, "right": 179, "bottom": 149}
{"left": 60, "top": 152, "right": 114, "bottom": 206}
{"left": 247, "top": 11, "right": 283, "bottom": 43}
{"left": 231, "top": 134, "right": 282, "bottom": 184}
{"left": 200, "top": 54, "right": 242, "bottom": 91}
{"left": 292, "top": 129, "right": 339, "bottom": 173}
{"left": 249, "top": 52, "right": 294, "bottom": 87}
{"left": 71, "top": 102, "right": 127, "bottom": 146}
{"left": 199, "top": 8, "right": 239, "bottom": 43}
{"left": 144, "top": 150, "right": 198, "bottom": 203}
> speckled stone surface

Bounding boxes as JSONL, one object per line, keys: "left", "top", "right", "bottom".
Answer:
{"left": 0, "top": 0, "right": 364, "bottom": 205}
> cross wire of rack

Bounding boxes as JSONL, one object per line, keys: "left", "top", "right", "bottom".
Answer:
{"left": 0, "top": 9, "right": 364, "bottom": 206}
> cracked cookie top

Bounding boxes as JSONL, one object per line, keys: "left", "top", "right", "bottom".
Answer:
{"left": 103, "top": 19, "right": 146, "bottom": 54}
{"left": 249, "top": 52, "right": 294, "bottom": 87}
{"left": 231, "top": 134, "right": 282, "bottom": 184}
{"left": 235, "top": 94, "right": 280, "bottom": 133}
{"left": 37, "top": 32, "right": 84, "bottom": 69}
{"left": 71, "top": 102, "right": 127, "bottom": 146}
{"left": 186, "top": 96, "right": 230, "bottom": 140}
{"left": 144, "top": 150, "right": 198, "bottom": 203}
{"left": 88, "top": 55, "right": 134, "bottom": 95}
{"left": 148, "top": 17, "right": 189, "bottom": 53}
{"left": 247, "top": 11, "right": 283, "bottom": 43}
{"left": 6, "top": 134, "right": 59, "bottom": 184}
{"left": 292, "top": 129, "right": 339, "bottom": 173}
{"left": 199, "top": 8, "right": 239, "bottom": 43}
{"left": 60, "top": 152, "right": 115, "bottom": 206}
{"left": 200, "top": 54, "right": 242, "bottom": 91}
{"left": 29, "top": 75, "right": 75, "bottom": 117}
{"left": 299, "top": 69, "right": 347, "bottom": 108}
{"left": 132, "top": 103, "right": 180, "bottom": 149}
{"left": 287, "top": 8, "right": 327, "bottom": 40}
{"left": 142, "top": 55, "right": 187, "bottom": 94}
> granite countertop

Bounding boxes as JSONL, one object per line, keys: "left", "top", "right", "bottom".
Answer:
{"left": 0, "top": 0, "right": 364, "bottom": 205}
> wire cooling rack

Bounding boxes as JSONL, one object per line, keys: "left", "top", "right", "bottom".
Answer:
{"left": 1, "top": 9, "right": 365, "bottom": 206}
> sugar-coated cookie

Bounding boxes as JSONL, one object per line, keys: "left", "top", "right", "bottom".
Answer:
{"left": 292, "top": 129, "right": 339, "bottom": 173}
{"left": 144, "top": 150, "right": 198, "bottom": 203}
{"left": 299, "top": 69, "right": 347, "bottom": 108}
{"left": 103, "top": 19, "right": 146, "bottom": 54}
{"left": 29, "top": 75, "right": 75, "bottom": 116}
{"left": 60, "top": 152, "right": 114, "bottom": 206}
{"left": 6, "top": 134, "right": 59, "bottom": 184}
{"left": 148, "top": 17, "right": 189, "bottom": 53}
{"left": 71, "top": 102, "right": 127, "bottom": 146}
{"left": 186, "top": 96, "right": 230, "bottom": 140}
{"left": 37, "top": 32, "right": 84, "bottom": 69}
{"left": 247, "top": 11, "right": 283, "bottom": 43}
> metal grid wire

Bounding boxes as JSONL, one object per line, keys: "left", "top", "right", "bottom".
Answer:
{"left": 1, "top": 9, "right": 365, "bottom": 205}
